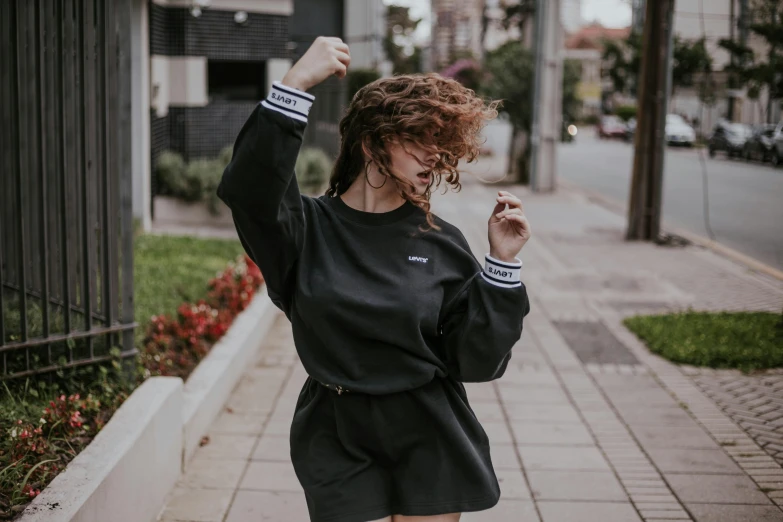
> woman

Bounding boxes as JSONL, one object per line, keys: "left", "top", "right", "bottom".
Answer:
{"left": 217, "top": 36, "right": 531, "bottom": 522}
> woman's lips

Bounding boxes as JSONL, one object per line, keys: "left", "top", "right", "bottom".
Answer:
{"left": 417, "top": 172, "right": 431, "bottom": 184}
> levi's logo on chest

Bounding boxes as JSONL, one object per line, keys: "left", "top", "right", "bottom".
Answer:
{"left": 408, "top": 256, "right": 428, "bottom": 263}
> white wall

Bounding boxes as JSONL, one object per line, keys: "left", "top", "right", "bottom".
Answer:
{"left": 344, "top": 0, "right": 386, "bottom": 70}
{"left": 266, "top": 59, "right": 292, "bottom": 93}
{"left": 131, "top": 0, "right": 151, "bottom": 231}
{"left": 150, "top": 56, "right": 208, "bottom": 118}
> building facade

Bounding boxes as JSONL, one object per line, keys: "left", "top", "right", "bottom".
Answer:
{"left": 130, "top": 0, "right": 385, "bottom": 230}
{"left": 631, "top": 0, "right": 780, "bottom": 134}
{"left": 562, "top": 0, "right": 583, "bottom": 34}
{"left": 431, "top": 0, "right": 484, "bottom": 69}
{"left": 565, "top": 24, "right": 631, "bottom": 117}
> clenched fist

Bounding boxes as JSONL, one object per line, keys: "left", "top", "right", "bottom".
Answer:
{"left": 282, "top": 37, "right": 351, "bottom": 92}
{"left": 488, "top": 191, "right": 531, "bottom": 263}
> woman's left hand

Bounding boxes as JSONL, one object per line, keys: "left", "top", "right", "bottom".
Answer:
{"left": 488, "top": 191, "right": 531, "bottom": 262}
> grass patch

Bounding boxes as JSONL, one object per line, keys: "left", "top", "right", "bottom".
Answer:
{"left": 133, "top": 234, "right": 243, "bottom": 342}
{"left": 624, "top": 311, "right": 783, "bottom": 372}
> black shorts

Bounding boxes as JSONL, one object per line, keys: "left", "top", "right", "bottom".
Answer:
{"left": 289, "top": 375, "right": 501, "bottom": 522}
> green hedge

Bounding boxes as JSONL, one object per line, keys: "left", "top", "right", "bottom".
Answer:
{"left": 155, "top": 146, "right": 233, "bottom": 214}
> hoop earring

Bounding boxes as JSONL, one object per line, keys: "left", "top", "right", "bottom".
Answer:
{"left": 365, "top": 164, "right": 388, "bottom": 189}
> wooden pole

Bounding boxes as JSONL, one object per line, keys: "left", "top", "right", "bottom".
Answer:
{"left": 626, "top": 0, "right": 675, "bottom": 241}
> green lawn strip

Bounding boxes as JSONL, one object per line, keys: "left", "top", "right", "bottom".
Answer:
{"left": 624, "top": 311, "right": 783, "bottom": 372}
{"left": 133, "top": 234, "right": 244, "bottom": 343}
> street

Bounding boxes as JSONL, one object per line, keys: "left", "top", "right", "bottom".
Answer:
{"left": 558, "top": 129, "right": 783, "bottom": 271}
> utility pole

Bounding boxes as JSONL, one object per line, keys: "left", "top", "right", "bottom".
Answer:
{"left": 626, "top": 0, "right": 676, "bottom": 241}
{"left": 728, "top": 0, "right": 736, "bottom": 120}
{"left": 529, "top": 0, "right": 562, "bottom": 193}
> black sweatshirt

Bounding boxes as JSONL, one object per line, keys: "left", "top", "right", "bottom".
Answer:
{"left": 217, "top": 82, "right": 530, "bottom": 394}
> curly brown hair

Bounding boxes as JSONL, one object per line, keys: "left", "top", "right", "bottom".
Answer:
{"left": 325, "top": 73, "right": 498, "bottom": 228}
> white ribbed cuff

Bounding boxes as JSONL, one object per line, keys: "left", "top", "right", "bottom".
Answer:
{"left": 481, "top": 254, "right": 523, "bottom": 288}
{"left": 260, "top": 81, "right": 314, "bottom": 123}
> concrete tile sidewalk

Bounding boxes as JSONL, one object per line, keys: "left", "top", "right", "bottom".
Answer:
{"left": 159, "top": 178, "right": 783, "bottom": 522}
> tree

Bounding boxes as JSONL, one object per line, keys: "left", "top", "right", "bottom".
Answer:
{"left": 604, "top": 33, "right": 713, "bottom": 101}
{"left": 719, "top": 0, "right": 783, "bottom": 122}
{"left": 384, "top": 5, "right": 422, "bottom": 75}
{"left": 671, "top": 37, "right": 713, "bottom": 98}
{"left": 602, "top": 33, "right": 642, "bottom": 95}
{"left": 500, "top": 0, "right": 537, "bottom": 37}
{"left": 483, "top": 41, "right": 535, "bottom": 183}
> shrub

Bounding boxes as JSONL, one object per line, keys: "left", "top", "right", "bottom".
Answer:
{"left": 155, "top": 151, "right": 227, "bottom": 214}
{"left": 582, "top": 114, "right": 600, "bottom": 125}
{"left": 218, "top": 145, "right": 234, "bottom": 168}
{"left": 296, "top": 148, "right": 332, "bottom": 195}
{"left": 186, "top": 159, "right": 224, "bottom": 213}
{"left": 155, "top": 151, "right": 188, "bottom": 197}
{"left": 614, "top": 105, "right": 637, "bottom": 122}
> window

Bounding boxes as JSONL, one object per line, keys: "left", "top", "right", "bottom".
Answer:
{"left": 208, "top": 61, "right": 266, "bottom": 101}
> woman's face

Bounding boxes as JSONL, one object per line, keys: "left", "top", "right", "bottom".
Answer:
{"left": 386, "top": 141, "right": 439, "bottom": 195}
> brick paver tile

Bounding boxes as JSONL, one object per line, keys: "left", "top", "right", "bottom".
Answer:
{"left": 665, "top": 474, "right": 774, "bottom": 505}
{"left": 630, "top": 426, "right": 719, "bottom": 449}
{"left": 527, "top": 470, "right": 627, "bottom": 501}
{"left": 516, "top": 445, "right": 611, "bottom": 471}
{"left": 639, "top": 509, "right": 692, "bottom": 519}
{"left": 491, "top": 444, "right": 521, "bottom": 470}
{"left": 188, "top": 431, "right": 257, "bottom": 461}
{"left": 209, "top": 410, "right": 268, "bottom": 436}
{"left": 462, "top": 500, "right": 540, "bottom": 521}
{"left": 537, "top": 500, "right": 641, "bottom": 522}
{"left": 159, "top": 488, "right": 234, "bottom": 522}
{"left": 482, "top": 421, "right": 514, "bottom": 445}
{"left": 251, "top": 435, "right": 290, "bottom": 462}
{"left": 464, "top": 382, "right": 498, "bottom": 401}
{"left": 511, "top": 422, "right": 595, "bottom": 446}
{"left": 685, "top": 503, "right": 783, "bottom": 521}
{"left": 240, "top": 461, "right": 302, "bottom": 492}
{"left": 495, "top": 469, "right": 532, "bottom": 499}
{"left": 225, "top": 490, "right": 309, "bottom": 522}
{"left": 503, "top": 403, "right": 583, "bottom": 423}
{"left": 498, "top": 383, "right": 572, "bottom": 405}
{"left": 644, "top": 448, "right": 744, "bottom": 474}
{"left": 178, "top": 458, "right": 245, "bottom": 490}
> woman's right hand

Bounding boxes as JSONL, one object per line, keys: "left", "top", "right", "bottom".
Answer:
{"left": 282, "top": 37, "right": 351, "bottom": 92}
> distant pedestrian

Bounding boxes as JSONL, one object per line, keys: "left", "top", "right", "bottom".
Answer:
{"left": 218, "top": 36, "right": 531, "bottom": 522}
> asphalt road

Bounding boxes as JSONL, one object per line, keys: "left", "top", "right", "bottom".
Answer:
{"left": 558, "top": 130, "right": 783, "bottom": 271}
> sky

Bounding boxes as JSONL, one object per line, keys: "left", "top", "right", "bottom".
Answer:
{"left": 382, "top": 0, "right": 633, "bottom": 42}
{"left": 581, "top": 0, "right": 633, "bottom": 28}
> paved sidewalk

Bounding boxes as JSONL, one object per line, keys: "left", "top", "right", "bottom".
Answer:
{"left": 159, "top": 176, "right": 783, "bottom": 522}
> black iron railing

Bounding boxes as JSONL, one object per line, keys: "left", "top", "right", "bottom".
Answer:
{"left": 0, "top": 0, "right": 136, "bottom": 380}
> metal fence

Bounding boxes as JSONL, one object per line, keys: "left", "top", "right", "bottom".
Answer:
{"left": 0, "top": 0, "right": 136, "bottom": 380}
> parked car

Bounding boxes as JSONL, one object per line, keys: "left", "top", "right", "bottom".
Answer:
{"left": 708, "top": 122, "right": 753, "bottom": 158}
{"left": 772, "top": 122, "right": 783, "bottom": 167}
{"left": 743, "top": 124, "right": 777, "bottom": 164}
{"left": 665, "top": 114, "right": 696, "bottom": 146}
{"left": 597, "top": 115, "right": 627, "bottom": 139}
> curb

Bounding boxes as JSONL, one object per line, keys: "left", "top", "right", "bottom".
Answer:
{"left": 19, "top": 378, "right": 184, "bottom": 522}
{"left": 558, "top": 179, "right": 783, "bottom": 283}
{"left": 18, "top": 290, "right": 279, "bottom": 522}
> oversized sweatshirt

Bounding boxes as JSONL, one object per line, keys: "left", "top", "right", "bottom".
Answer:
{"left": 217, "top": 82, "right": 531, "bottom": 394}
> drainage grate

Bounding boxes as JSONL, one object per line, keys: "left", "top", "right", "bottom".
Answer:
{"left": 552, "top": 321, "right": 640, "bottom": 365}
